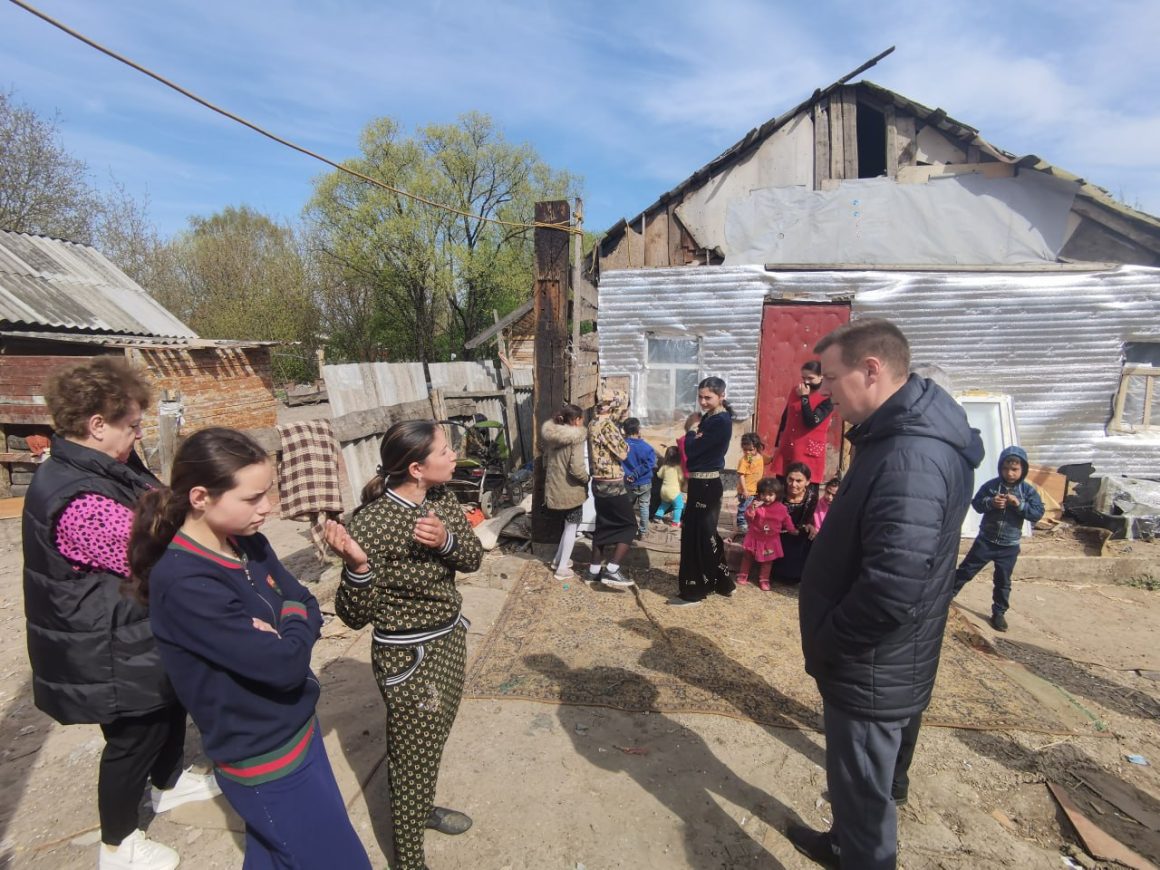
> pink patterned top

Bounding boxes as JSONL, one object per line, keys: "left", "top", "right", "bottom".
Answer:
{"left": 54, "top": 493, "right": 135, "bottom": 578}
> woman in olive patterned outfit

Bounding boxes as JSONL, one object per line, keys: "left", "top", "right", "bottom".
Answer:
{"left": 325, "top": 421, "right": 483, "bottom": 870}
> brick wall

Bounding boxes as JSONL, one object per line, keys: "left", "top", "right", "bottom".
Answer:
{"left": 136, "top": 347, "right": 278, "bottom": 443}
{"left": 0, "top": 354, "right": 99, "bottom": 426}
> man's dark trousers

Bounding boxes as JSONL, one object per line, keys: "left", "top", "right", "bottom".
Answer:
{"left": 954, "top": 537, "right": 1020, "bottom": 617}
{"left": 825, "top": 701, "right": 910, "bottom": 870}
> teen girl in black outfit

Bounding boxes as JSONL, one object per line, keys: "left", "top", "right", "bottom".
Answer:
{"left": 671, "top": 377, "right": 736, "bottom": 606}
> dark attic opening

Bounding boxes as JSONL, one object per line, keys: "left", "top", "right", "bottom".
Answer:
{"left": 857, "top": 101, "right": 887, "bottom": 178}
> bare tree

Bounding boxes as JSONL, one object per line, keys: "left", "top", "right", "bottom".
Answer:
{"left": 0, "top": 89, "right": 97, "bottom": 241}
{"left": 0, "top": 89, "right": 163, "bottom": 289}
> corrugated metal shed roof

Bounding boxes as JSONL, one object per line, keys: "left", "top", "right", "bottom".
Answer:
{"left": 0, "top": 329, "right": 278, "bottom": 350}
{"left": 0, "top": 231, "right": 197, "bottom": 338}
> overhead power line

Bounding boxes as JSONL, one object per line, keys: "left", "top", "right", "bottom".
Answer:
{"left": 7, "top": 0, "right": 580, "bottom": 235}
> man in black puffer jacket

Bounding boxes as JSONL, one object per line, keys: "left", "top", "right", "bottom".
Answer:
{"left": 788, "top": 320, "right": 983, "bottom": 870}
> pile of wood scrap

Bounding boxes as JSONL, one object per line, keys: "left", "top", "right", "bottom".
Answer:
{"left": 1028, "top": 464, "right": 1067, "bottom": 530}
{"left": 1049, "top": 769, "right": 1160, "bottom": 869}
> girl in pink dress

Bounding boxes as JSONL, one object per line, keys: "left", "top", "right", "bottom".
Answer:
{"left": 737, "top": 478, "right": 796, "bottom": 591}
{"left": 811, "top": 477, "right": 840, "bottom": 531}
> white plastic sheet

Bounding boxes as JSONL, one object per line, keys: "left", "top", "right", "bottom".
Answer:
{"left": 724, "top": 172, "right": 1079, "bottom": 266}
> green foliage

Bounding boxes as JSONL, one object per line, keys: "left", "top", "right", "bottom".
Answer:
{"left": 306, "top": 112, "right": 580, "bottom": 363}
{"left": 150, "top": 206, "right": 320, "bottom": 383}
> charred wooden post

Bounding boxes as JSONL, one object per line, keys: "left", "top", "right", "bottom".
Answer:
{"left": 531, "top": 200, "right": 571, "bottom": 543}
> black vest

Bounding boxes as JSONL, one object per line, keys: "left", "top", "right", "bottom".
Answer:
{"left": 22, "top": 437, "right": 173, "bottom": 725}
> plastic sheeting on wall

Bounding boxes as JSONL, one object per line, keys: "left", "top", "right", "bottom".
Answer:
{"left": 723, "top": 172, "right": 1079, "bottom": 266}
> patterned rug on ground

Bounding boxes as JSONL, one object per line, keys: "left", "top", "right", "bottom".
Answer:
{"left": 464, "top": 561, "right": 1098, "bottom": 735}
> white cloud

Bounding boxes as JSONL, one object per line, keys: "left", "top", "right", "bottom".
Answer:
{"left": 4, "top": 0, "right": 1158, "bottom": 233}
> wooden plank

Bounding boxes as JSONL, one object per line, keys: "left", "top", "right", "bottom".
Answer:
{"left": 158, "top": 412, "right": 180, "bottom": 483}
{"left": 897, "top": 162, "right": 1015, "bottom": 184}
{"left": 0, "top": 452, "right": 35, "bottom": 463}
{"left": 1112, "top": 375, "right": 1131, "bottom": 433}
{"left": 666, "top": 201, "right": 682, "bottom": 267}
{"left": 1071, "top": 198, "right": 1160, "bottom": 252}
{"left": 884, "top": 104, "right": 898, "bottom": 178}
{"left": 895, "top": 113, "right": 917, "bottom": 168}
{"left": 841, "top": 89, "right": 858, "bottom": 180}
{"left": 429, "top": 388, "right": 449, "bottom": 424}
{"left": 1145, "top": 375, "right": 1156, "bottom": 429}
{"left": 501, "top": 384, "right": 522, "bottom": 468}
{"left": 813, "top": 100, "right": 830, "bottom": 189}
{"left": 532, "top": 199, "right": 571, "bottom": 542}
{"left": 0, "top": 407, "right": 53, "bottom": 425}
{"left": 828, "top": 94, "right": 844, "bottom": 180}
{"left": 330, "top": 398, "right": 433, "bottom": 444}
{"left": 1075, "top": 770, "right": 1160, "bottom": 832}
{"left": 1047, "top": 782, "right": 1156, "bottom": 870}
{"left": 441, "top": 389, "right": 506, "bottom": 400}
{"left": 0, "top": 496, "right": 24, "bottom": 521}
{"left": 1025, "top": 465, "right": 1068, "bottom": 506}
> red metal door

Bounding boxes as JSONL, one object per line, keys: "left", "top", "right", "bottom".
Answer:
{"left": 755, "top": 303, "right": 851, "bottom": 475}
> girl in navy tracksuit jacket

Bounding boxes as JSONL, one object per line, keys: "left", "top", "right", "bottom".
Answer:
{"left": 128, "top": 428, "right": 370, "bottom": 870}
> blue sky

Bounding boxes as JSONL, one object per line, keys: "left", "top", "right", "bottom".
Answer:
{"left": 2, "top": 0, "right": 1158, "bottom": 239}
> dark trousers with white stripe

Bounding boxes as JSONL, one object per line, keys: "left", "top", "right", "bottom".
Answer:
{"left": 214, "top": 725, "right": 370, "bottom": 870}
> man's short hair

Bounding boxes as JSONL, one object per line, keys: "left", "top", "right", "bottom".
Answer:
{"left": 814, "top": 319, "right": 910, "bottom": 376}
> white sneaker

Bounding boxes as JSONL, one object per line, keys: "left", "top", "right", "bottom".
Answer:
{"left": 99, "top": 830, "right": 179, "bottom": 870}
{"left": 150, "top": 768, "right": 221, "bottom": 814}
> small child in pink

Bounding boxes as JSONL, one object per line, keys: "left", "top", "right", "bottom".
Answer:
{"left": 737, "top": 477, "right": 795, "bottom": 591}
{"left": 811, "top": 477, "right": 840, "bottom": 531}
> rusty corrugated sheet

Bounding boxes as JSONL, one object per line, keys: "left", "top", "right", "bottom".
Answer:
{"left": 0, "top": 231, "right": 197, "bottom": 337}
{"left": 598, "top": 264, "right": 1160, "bottom": 477}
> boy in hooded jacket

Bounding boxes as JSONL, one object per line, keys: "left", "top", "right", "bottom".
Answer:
{"left": 953, "top": 445, "right": 1045, "bottom": 632}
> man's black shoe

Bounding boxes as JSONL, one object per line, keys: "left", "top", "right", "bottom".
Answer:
{"left": 991, "top": 612, "right": 1008, "bottom": 632}
{"left": 785, "top": 823, "right": 840, "bottom": 868}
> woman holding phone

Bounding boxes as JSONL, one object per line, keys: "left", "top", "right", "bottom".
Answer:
{"left": 770, "top": 360, "right": 834, "bottom": 484}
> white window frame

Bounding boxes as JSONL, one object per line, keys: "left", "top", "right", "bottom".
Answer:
{"left": 644, "top": 335, "right": 701, "bottom": 422}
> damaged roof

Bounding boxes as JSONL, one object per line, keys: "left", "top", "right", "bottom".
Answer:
{"left": 599, "top": 66, "right": 1160, "bottom": 253}
{"left": 0, "top": 230, "right": 197, "bottom": 338}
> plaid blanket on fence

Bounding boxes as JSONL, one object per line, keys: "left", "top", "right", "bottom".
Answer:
{"left": 276, "top": 420, "right": 344, "bottom": 558}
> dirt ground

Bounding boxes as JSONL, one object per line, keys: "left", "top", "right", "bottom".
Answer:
{"left": 1, "top": 414, "right": 1158, "bottom": 868}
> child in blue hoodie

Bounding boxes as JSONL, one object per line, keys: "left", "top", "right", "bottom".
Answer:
{"left": 621, "top": 417, "right": 657, "bottom": 537}
{"left": 953, "top": 445, "right": 1045, "bottom": 632}
{"left": 129, "top": 428, "right": 370, "bottom": 869}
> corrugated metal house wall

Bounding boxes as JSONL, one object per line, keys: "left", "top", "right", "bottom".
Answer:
{"left": 598, "top": 265, "right": 1160, "bottom": 477}
{"left": 598, "top": 266, "right": 770, "bottom": 419}
{"left": 850, "top": 267, "right": 1160, "bottom": 478}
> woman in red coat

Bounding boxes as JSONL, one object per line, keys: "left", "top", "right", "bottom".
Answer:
{"left": 771, "top": 360, "right": 834, "bottom": 483}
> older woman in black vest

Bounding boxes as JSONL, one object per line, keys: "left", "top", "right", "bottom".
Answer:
{"left": 22, "top": 359, "right": 218, "bottom": 870}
